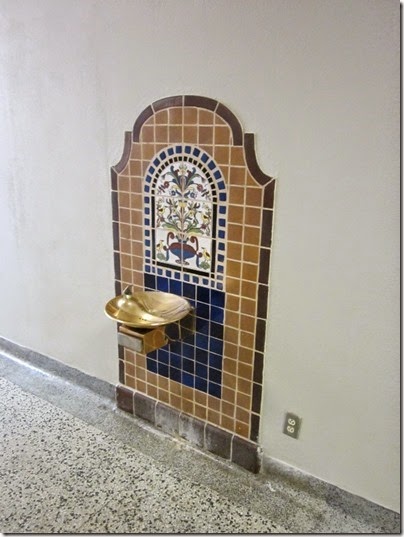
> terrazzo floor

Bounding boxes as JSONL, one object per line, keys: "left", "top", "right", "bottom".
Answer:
{"left": 0, "top": 348, "right": 400, "bottom": 534}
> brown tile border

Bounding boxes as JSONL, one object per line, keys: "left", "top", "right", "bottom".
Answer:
{"left": 116, "top": 386, "right": 262, "bottom": 474}
{"left": 216, "top": 103, "right": 243, "bottom": 146}
{"left": 244, "top": 133, "right": 274, "bottom": 186}
{"left": 132, "top": 106, "right": 154, "bottom": 142}
{"left": 112, "top": 131, "right": 132, "bottom": 173}
{"left": 184, "top": 95, "right": 218, "bottom": 110}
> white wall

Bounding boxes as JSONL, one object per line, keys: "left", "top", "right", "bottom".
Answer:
{"left": 0, "top": 0, "right": 399, "bottom": 512}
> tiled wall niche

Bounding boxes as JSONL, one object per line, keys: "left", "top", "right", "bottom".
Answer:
{"left": 111, "top": 95, "right": 275, "bottom": 472}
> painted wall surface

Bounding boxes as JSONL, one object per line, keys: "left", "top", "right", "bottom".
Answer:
{"left": 0, "top": 0, "right": 399, "bottom": 512}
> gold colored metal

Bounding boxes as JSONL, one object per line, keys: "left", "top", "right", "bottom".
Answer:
{"left": 104, "top": 286, "right": 192, "bottom": 328}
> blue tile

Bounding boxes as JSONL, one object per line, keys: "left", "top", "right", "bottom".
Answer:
{"left": 145, "top": 208, "right": 150, "bottom": 215}
{"left": 197, "top": 303, "right": 210, "bottom": 320}
{"left": 158, "top": 349, "right": 169, "bottom": 364}
{"left": 219, "top": 205, "right": 226, "bottom": 214}
{"left": 218, "top": 230, "right": 225, "bottom": 239}
{"left": 183, "top": 358, "right": 195, "bottom": 374}
{"left": 145, "top": 175, "right": 152, "bottom": 184}
{"left": 158, "top": 363, "right": 169, "bottom": 377}
{"left": 219, "top": 193, "right": 226, "bottom": 201}
{"left": 193, "top": 148, "right": 201, "bottom": 157}
{"left": 170, "top": 340, "right": 182, "bottom": 355}
{"left": 182, "top": 343, "right": 195, "bottom": 359}
{"left": 208, "top": 160, "right": 215, "bottom": 170}
{"left": 211, "top": 290, "right": 225, "bottom": 308}
{"left": 195, "top": 348, "right": 208, "bottom": 364}
{"left": 174, "top": 271, "right": 181, "bottom": 280}
{"left": 157, "top": 276, "right": 169, "bottom": 292}
{"left": 209, "top": 353, "right": 222, "bottom": 370}
{"left": 183, "top": 282, "right": 196, "bottom": 299}
{"left": 148, "top": 350, "right": 157, "bottom": 360}
{"left": 214, "top": 170, "right": 221, "bottom": 180}
{"left": 196, "top": 363, "right": 208, "bottom": 378}
{"left": 210, "top": 322, "right": 224, "bottom": 339}
{"left": 145, "top": 229, "right": 150, "bottom": 236}
{"left": 211, "top": 306, "right": 224, "bottom": 323}
{"left": 197, "top": 286, "right": 210, "bottom": 303}
{"left": 184, "top": 145, "right": 191, "bottom": 154}
{"left": 196, "top": 333, "right": 209, "bottom": 349}
{"left": 196, "top": 318, "right": 209, "bottom": 334}
{"left": 217, "top": 180, "right": 226, "bottom": 192}
{"left": 147, "top": 359, "right": 158, "bottom": 374}
{"left": 218, "top": 243, "right": 225, "bottom": 251}
{"left": 182, "top": 372, "right": 194, "bottom": 388}
{"left": 170, "top": 367, "right": 181, "bottom": 383}
{"left": 208, "top": 382, "right": 221, "bottom": 398}
{"left": 160, "top": 151, "right": 167, "bottom": 160}
{"left": 168, "top": 147, "right": 174, "bottom": 155}
{"left": 145, "top": 219, "right": 150, "bottom": 226}
{"left": 144, "top": 274, "right": 156, "bottom": 289}
{"left": 195, "top": 377, "right": 207, "bottom": 392}
{"left": 209, "top": 338, "right": 223, "bottom": 355}
{"left": 170, "top": 280, "right": 182, "bottom": 295}
{"left": 209, "top": 368, "right": 222, "bottom": 384}
{"left": 175, "top": 145, "right": 182, "bottom": 153}
{"left": 145, "top": 196, "right": 150, "bottom": 204}
{"left": 153, "top": 158, "right": 160, "bottom": 166}
{"left": 149, "top": 166, "right": 155, "bottom": 174}
{"left": 170, "top": 353, "right": 182, "bottom": 369}
{"left": 201, "top": 153, "right": 208, "bottom": 163}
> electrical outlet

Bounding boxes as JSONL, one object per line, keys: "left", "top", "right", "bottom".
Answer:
{"left": 283, "top": 412, "right": 301, "bottom": 439}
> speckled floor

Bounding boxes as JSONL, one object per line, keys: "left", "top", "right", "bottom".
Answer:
{"left": 0, "top": 347, "right": 400, "bottom": 534}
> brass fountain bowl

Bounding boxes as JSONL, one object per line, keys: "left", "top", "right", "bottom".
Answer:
{"left": 104, "top": 287, "right": 192, "bottom": 328}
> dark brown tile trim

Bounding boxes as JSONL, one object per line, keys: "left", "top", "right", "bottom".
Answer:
{"left": 250, "top": 414, "right": 260, "bottom": 442}
{"left": 216, "top": 102, "right": 243, "bottom": 146}
{"left": 153, "top": 95, "right": 184, "bottom": 112}
{"left": 244, "top": 133, "right": 274, "bottom": 185}
{"left": 184, "top": 95, "right": 218, "bottom": 110}
{"left": 132, "top": 105, "right": 154, "bottom": 142}
{"left": 112, "top": 131, "right": 132, "bottom": 173}
{"left": 115, "top": 386, "right": 261, "bottom": 474}
{"left": 263, "top": 180, "right": 276, "bottom": 209}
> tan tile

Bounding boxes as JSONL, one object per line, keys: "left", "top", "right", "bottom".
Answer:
{"left": 238, "top": 378, "right": 252, "bottom": 396}
{"left": 221, "top": 415, "right": 235, "bottom": 432}
{"left": 194, "top": 404, "right": 207, "bottom": 420}
{"left": 235, "top": 421, "right": 249, "bottom": 438}
{"left": 194, "top": 389, "right": 207, "bottom": 406}
{"left": 169, "top": 107, "right": 183, "bottom": 125}
{"left": 225, "top": 310, "right": 240, "bottom": 329}
{"left": 121, "top": 268, "right": 131, "bottom": 282}
{"left": 213, "top": 146, "right": 230, "bottom": 165}
{"left": 226, "top": 327, "right": 239, "bottom": 345}
{"left": 229, "top": 166, "right": 246, "bottom": 185}
{"left": 243, "top": 226, "right": 261, "bottom": 246}
{"left": 147, "top": 384, "right": 157, "bottom": 399}
{"left": 155, "top": 125, "right": 168, "bottom": 143}
{"left": 221, "top": 400, "right": 234, "bottom": 417}
{"left": 226, "top": 277, "right": 241, "bottom": 295}
{"left": 182, "top": 385, "right": 193, "bottom": 401}
{"left": 223, "top": 358, "right": 237, "bottom": 375}
{"left": 238, "top": 346, "right": 254, "bottom": 365}
{"left": 136, "top": 379, "right": 146, "bottom": 393}
{"left": 182, "top": 398, "right": 194, "bottom": 415}
{"left": 141, "top": 125, "right": 154, "bottom": 143}
{"left": 223, "top": 372, "right": 237, "bottom": 390}
{"left": 125, "top": 375, "right": 136, "bottom": 390}
{"left": 131, "top": 210, "right": 143, "bottom": 226}
{"left": 241, "top": 297, "right": 256, "bottom": 316}
{"left": 198, "top": 144, "right": 213, "bottom": 156}
{"left": 236, "top": 391, "right": 251, "bottom": 410}
{"left": 227, "top": 260, "right": 242, "bottom": 278}
{"left": 222, "top": 387, "right": 236, "bottom": 404}
{"left": 120, "top": 238, "right": 131, "bottom": 254}
{"left": 207, "top": 409, "right": 221, "bottom": 426}
{"left": 229, "top": 186, "right": 245, "bottom": 206}
{"left": 235, "top": 406, "right": 250, "bottom": 424}
{"left": 184, "top": 107, "right": 198, "bottom": 125}
{"left": 159, "top": 389, "right": 170, "bottom": 405}
{"left": 226, "top": 295, "right": 240, "bottom": 312}
{"left": 227, "top": 241, "right": 242, "bottom": 260}
{"left": 231, "top": 147, "right": 245, "bottom": 166}
{"left": 229, "top": 205, "right": 245, "bottom": 223}
{"left": 199, "top": 126, "right": 213, "bottom": 145}
{"left": 170, "top": 394, "right": 182, "bottom": 411}
{"left": 245, "top": 207, "right": 261, "bottom": 227}
{"left": 129, "top": 160, "right": 142, "bottom": 176}
{"left": 241, "top": 280, "right": 257, "bottom": 299}
{"left": 184, "top": 126, "right": 198, "bottom": 144}
{"left": 246, "top": 188, "right": 263, "bottom": 207}
{"left": 142, "top": 144, "right": 155, "bottom": 160}
{"left": 154, "top": 110, "right": 168, "bottom": 124}
{"left": 207, "top": 396, "right": 221, "bottom": 411}
{"left": 198, "top": 109, "right": 214, "bottom": 125}
{"left": 243, "top": 245, "right": 259, "bottom": 265}
{"left": 130, "top": 144, "right": 142, "bottom": 160}
{"left": 240, "top": 333, "right": 255, "bottom": 351}
{"left": 228, "top": 223, "right": 244, "bottom": 241}
{"left": 118, "top": 176, "right": 130, "bottom": 192}
{"left": 224, "top": 341, "right": 239, "bottom": 360}
{"left": 135, "top": 365, "right": 146, "bottom": 382}
{"left": 169, "top": 126, "right": 182, "bottom": 143}
{"left": 242, "top": 264, "right": 258, "bottom": 282}
{"left": 237, "top": 362, "right": 253, "bottom": 380}
{"left": 130, "top": 193, "right": 142, "bottom": 209}
{"left": 126, "top": 362, "right": 135, "bottom": 377}
{"left": 121, "top": 254, "right": 131, "bottom": 269}
{"left": 215, "top": 126, "right": 231, "bottom": 145}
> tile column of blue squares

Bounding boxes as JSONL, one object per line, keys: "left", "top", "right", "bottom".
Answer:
{"left": 144, "top": 274, "right": 224, "bottom": 398}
